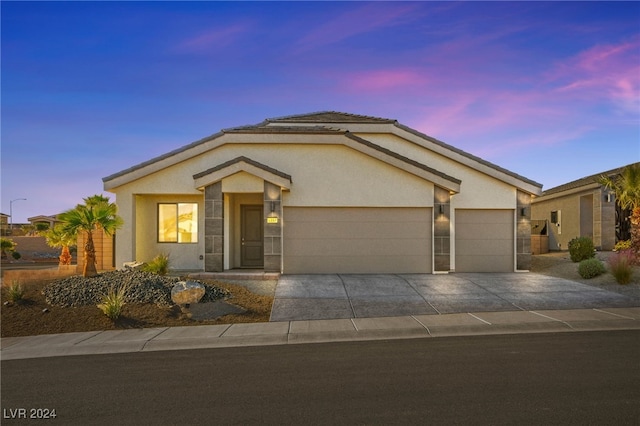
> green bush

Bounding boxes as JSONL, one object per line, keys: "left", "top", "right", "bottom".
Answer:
{"left": 578, "top": 258, "right": 606, "bottom": 279}
{"left": 97, "top": 284, "right": 128, "bottom": 320}
{"left": 608, "top": 251, "right": 634, "bottom": 285}
{"left": 568, "top": 237, "right": 595, "bottom": 262}
{"left": 11, "top": 251, "right": 21, "bottom": 260}
{"left": 6, "top": 281, "right": 24, "bottom": 303}
{"left": 142, "top": 253, "right": 170, "bottom": 275}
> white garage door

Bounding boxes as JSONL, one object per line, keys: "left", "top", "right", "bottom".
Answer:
{"left": 455, "top": 209, "right": 514, "bottom": 272}
{"left": 283, "top": 207, "right": 432, "bottom": 274}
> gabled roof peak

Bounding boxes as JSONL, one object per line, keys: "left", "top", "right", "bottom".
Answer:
{"left": 266, "top": 111, "right": 396, "bottom": 124}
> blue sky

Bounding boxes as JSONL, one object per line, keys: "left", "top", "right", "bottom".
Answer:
{"left": 2, "top": 1, "right": 639, "bottom": 223}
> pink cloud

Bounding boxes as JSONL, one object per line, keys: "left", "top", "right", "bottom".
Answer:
{"left": 550, "top": 38, "right": 640, "bottom": 115}
{"left": 341, "top": 69, "right": 427, "bottom": 92}
{"left": 293, "top": 3, "right": 423, "bottom": 53}
{"left": 174, "top": 23, "right": 251, "bottom": 53}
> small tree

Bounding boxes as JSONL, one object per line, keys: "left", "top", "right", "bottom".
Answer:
{"left": 1, "top": 237, "right": 16, "bottom": 259}
{"left": 43, "top": 224, "right": 76, "bottom": 266}
{"left": 599, "top": 164, "right": 640, "bottom": 261}
{"left": 58, "top": 195, "right": 123, "bottom": 277}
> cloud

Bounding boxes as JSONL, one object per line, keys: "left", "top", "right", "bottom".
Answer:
{"left": 549, "top": 37, "right": 640, "bottom": 115}
{"left": 173, "top": 23, "right": 252, "bottom": 54}
{"left": 293, "top": 2, "right": 422, "bottom": 53}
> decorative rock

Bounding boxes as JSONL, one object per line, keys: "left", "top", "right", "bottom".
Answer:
{"left": 171, "top": 281, "right": 205, "bottom": 305}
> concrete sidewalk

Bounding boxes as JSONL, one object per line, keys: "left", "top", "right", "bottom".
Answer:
{"left": 2, "top": 307, "right": 639, "bottom": 361}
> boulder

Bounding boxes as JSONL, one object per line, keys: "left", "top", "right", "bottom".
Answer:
{"left": 171, "top": 281, "right": 205, "bottom": 305}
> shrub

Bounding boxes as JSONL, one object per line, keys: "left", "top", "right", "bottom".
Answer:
{"left": 568, "top": 237, "right": 595, "bottom": 262}
{"left": 11, "top": 251, "right": 21, "bottom": 260}
{"left": 142, "top": 253, "right": 170, "bottom": 275}
{"left": 578, "top": 258, "right": 606, "bottom": 279}
{"left": 613, "top": 240, "right": 631, "bottom": 252}
{"left": 6, "top": 281, "right": 24, "bottom": 303}
{"left": 97, "top": 284, "right": 128, "bottom": 320}
{"left": 608, "top": 251, "right": 635, "bottom": 285}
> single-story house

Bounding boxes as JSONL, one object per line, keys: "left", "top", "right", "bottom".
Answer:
{"left": 531, "top": 163, "right": 637, "bottom": 251}
{"left": 103, "top": 111, "right": 542, "bottom": 274}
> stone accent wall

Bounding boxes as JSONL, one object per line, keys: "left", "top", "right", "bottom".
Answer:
{"left": 596, "top": 188, "right": 616, "bottom": 250}
{"left": 516, "top": 190, "right": 531, "bottom": 270}
{"left": 433, "top": 186, "right": 450, "bottom": 272}
{"left": 204, "top": 182, "right": 224, "bottom": 272}
{"left": 263, "top": 181, "right": 282, "bottom": 272}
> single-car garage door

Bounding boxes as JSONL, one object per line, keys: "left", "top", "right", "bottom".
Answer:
{"left": 455, "top": 209, "right": 514, "bottom": 272}
{"left": 283, "top": 207, "right": 432, "bottom": 274}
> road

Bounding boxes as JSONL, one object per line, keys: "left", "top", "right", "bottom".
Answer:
{"left": 2, "top": 330, "right": 639, "bottom": 425}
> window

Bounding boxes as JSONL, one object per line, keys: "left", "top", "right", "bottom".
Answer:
{"left": 158, "top": 203, "right": 198, "bottom": 243}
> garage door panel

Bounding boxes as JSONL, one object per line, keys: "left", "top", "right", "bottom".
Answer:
{"left": 285, "top": 221, "right": 430, "bottom": 240}
{"left": 455, "top": 239, "right": 513, "bottom": 256}
{"left": 456, "top": 223, "right": 513, "bottom": 239}
{"left": 455, "top": 210, "right": 514, "bottom": 272}
{"left": 284, "top": 255, "right": 431, "bottom": 274}
{"left": 284, "top": 207, "right": 431, "bottom": 274}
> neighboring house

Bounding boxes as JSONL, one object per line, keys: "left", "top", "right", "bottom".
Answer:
{"left": 27, "top": 215, "right": 59, "bottom": 230}
{"left": 531, "top": 163, "right": 637, "bottom": 251}
{"left": 0, "top": 213, "right": 9, "bottom": 236}
{"left": 103, "top": 111, "right": 542, "bottom": 274}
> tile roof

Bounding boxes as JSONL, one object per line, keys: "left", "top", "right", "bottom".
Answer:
{"left": 193, "top": 156, "right": 292, "bottom": 182}
{"left": 541, "top": 162, "right": 640, "bottom": 196}
{"left": 265, "top": 111, "right": 396, "bottom": 124}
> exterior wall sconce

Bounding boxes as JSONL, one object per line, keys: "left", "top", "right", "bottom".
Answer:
{"left": 604, "top": 193, "right": 612, "bottom": 203}
{"left": 270, "top": 201, "right": 276, "bottom": 213}
{"left": 520, "top": 207, "right": 527, "bottom": 217}
{"left": 267, "top": 201, "right": 279, "bottom": 223}
{"left": 439, "top": 204, "right": 444, "bottom": 215}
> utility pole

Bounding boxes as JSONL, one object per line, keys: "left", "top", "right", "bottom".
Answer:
{"left": 9, "top": 198, "right": 27, "bottom": 235}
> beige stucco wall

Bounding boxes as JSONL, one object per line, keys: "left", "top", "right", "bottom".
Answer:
{"left": 134, "top": 194, "right": 203, "bottom": 270}
{"left": 108, "top": 131, "right": 535, "bottom": 271}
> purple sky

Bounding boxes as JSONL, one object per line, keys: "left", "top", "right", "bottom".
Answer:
{"left": 2, "top": 1, "right": 639, "bottom": 223}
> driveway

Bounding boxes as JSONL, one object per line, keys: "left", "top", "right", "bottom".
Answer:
{"left": 270, "top": 273, "right": 639, "bottom": 322}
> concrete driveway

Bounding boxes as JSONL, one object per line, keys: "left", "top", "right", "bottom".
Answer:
{"left": 270, "top": 273, "right": 639, "bottom": 322}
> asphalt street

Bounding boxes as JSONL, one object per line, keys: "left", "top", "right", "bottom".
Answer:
{"left": 2, "top": 330, "right": 639, "bottom": 425}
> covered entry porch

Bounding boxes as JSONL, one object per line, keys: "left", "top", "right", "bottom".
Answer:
{"left": 194, "top": 157, "right": 291, "bottom": 273}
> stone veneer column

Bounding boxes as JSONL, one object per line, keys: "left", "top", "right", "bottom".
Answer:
{"left": 516, "top": 190, "right": 532, "bottom": 270}
{"left": 204, "top": 182, "right": 224, "bottom": 272}
{"left": 596, "top": 187, "right": 616, "bottom": 250}
{"left": 263, "top": 181, "right": 282, "bottom": 272}
{"left": 433, "top": 186, "right": 451, "bottom": 272}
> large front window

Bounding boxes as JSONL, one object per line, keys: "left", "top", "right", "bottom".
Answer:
{"left": 158, "top": 203, "right": 198, "bottom": 243}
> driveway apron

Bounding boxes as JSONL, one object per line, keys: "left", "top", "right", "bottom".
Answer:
{"left": 269, "top": 273, "right": 639, "bottom": 322}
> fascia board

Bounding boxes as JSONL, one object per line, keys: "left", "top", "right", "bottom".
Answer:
{"left": 194, "top": 160, "right": 292, "bottom": 190}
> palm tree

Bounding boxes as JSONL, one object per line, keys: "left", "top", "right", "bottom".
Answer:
{"left": 43, "top": 224, "right": 76, "bottom": 266}
{"left": 58, "top": 195, "right": 123, "bottom": 277}
{"left": 599, "top": 163, "right": 640, "bottom": 259}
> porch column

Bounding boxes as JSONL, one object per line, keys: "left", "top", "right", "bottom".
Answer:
{"left": 263, "top": 181, "right": 282, "bottom": 272}
{"left": 205, "top": 182, "right": 224, "bottom": 272}
{"left": 516, "top": 190, "right": 532, "bottom": 270}
{"left": 434, "top": 186, "right": 451, "bottom": 272}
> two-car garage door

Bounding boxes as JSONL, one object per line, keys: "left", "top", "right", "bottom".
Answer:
{"left": 283, "top": 207, "right": 432, "bottom": 274}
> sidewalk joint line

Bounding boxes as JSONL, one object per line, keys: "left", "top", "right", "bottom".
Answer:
{"left": 411, "top": 316, "right": 432, "bottom": 336}
{"left": 593, "top": 308, "right": 636, "bottom": 320}
{"left": 530, "top": 311, "right": 574, "bottom": 329}
{"left": 467, "top": 313, "right": 491, "bottom": 325}
{"left": 350, "top": 318, "right": 359, "bottom": 332}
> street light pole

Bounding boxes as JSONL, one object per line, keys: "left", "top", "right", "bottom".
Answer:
{"left": 9, "top": 198, "right": 27, "bottom": 235}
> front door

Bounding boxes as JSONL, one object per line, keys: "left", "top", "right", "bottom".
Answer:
{"left": 241, "top": 205, "right": 263, "bottom": 268}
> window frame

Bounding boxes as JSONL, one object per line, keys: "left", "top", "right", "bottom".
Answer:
{"left": 157, "top": 202, "right": 198, "bottom": 244}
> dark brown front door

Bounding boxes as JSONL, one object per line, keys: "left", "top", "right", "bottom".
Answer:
{"left": 241, "top": 205, "right": 263, "bottom": 268}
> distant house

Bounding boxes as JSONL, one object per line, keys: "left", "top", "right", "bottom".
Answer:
{"left": 103, "top": 111, "right": 543, "bottom": 274}
{"left": 27, "top": 215, "right": 59, "bottom": 230}
{"left": 0, "top": 213, "right": 9, "bottom": 236}
{"left": 531, "top": 163, "right": 637, "bottom": 251}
